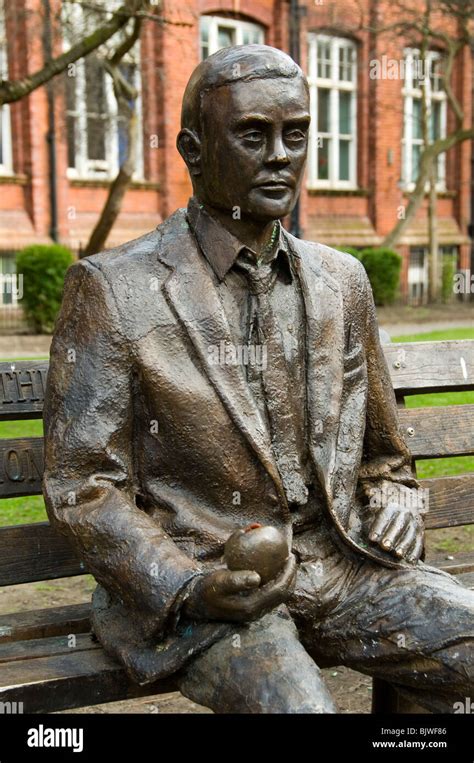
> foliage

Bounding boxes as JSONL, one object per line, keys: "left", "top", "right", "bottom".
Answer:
{"left": 16, "top": 245, "right": 74, "bottom": 334}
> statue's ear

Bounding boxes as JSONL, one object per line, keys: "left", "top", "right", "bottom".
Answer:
{"left": 177, "top": 128, "right": 202, "bottom": 176}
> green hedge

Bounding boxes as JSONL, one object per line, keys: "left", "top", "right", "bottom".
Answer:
{"left": 339, "top": 246, "right": 402, "bottom": 305}
{"left": 16, "top": 244, "right": 74, "bottom": 334}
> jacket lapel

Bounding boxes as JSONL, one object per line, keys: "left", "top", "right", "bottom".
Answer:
{"left": 157, "top": 214, "right": 288, "bottom": 507}
{"left": 286, "top": 234, "right": 344, "bottom": 501}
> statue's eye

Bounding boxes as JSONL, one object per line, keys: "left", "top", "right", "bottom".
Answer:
{"left": 242, "top": 130, "right": 263, "bottom": 143}
{"left": 285, "top": 129, "right": 306, "bottom": 143}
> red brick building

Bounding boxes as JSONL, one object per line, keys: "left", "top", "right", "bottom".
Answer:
{"left": 0, "top": 0, "right": 471, "bottom": 319}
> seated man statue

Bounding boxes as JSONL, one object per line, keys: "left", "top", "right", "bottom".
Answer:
{"left": 43, "top": 44, "right": 474, "bottom": 713}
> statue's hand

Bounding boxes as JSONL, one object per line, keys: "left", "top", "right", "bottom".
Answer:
{"left": 368, "top": 503, "right": 424, "bottom": 563}
{"left": 182, "top": 553, "right": 297, "bottom": 623}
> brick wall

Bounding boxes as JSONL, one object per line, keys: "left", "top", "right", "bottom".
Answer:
{"left": 0, "top": 0, "right": 471, "bottom": 302}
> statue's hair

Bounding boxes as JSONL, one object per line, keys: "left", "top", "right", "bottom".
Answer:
{"left": 181, "top": 44, "right": 307, "bottom": 134}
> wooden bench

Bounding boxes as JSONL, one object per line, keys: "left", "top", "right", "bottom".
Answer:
{"left": 0, "top": 340, "right": 472, "bottom": 713}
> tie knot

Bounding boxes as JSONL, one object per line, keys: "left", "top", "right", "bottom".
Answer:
{"left": 237, "top": 261, "right": 276, "bottom": 296}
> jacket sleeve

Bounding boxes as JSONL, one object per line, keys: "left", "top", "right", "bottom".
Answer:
{"left": 42, "top": 259, "right": 202, "bottom": 637}
{"left": 356, "top": 264, "right": 424, "bottom": 510}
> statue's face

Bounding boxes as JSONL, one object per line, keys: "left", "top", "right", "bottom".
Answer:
{"left": 199, "top": 76, "right": 310, "bottom": 222}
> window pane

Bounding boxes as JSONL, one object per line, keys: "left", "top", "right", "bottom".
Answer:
{"left": 339, "top": 140, "right": 349, "bottom": 180}
{"left": 85, "top": 56, "right": 107, "bottom": 162}
{"left": 430, "top": 57, "right": 443, "bottom": 92}
{"left": 338, "top": 46, "right": 354, "bottom": 82}
{"left": 87, "top": 118, "right": 106, "bottom": 161}
{"left": 318, "top": 138, "right": 329, "bottom": 180}
{"left": 412, "top": 99, "right": 422, "bottom": 139}
{"left": 411, "top": 144, "right": 421, "bottom": 182}
{"left": 339, "top": 91, "right": 351, "bottom": 134}
{"left": 0, "top": 255, "right": 15, "bottom": 306}
{"left": 412, "top": 54, "right": 423, "bottom": 88}
{"left": 66, "top": 115, "right": 76, "bottom": 169}
{"left": 430, "top": 101, "right": 441, "bottom": 141}
{"left": 85, "top": 57, "right": 106, "bottom": 115}
{"left": 317, "top": 88, "right": 329, "bottom": 132}
{"left": 217, "top": 26, "right": 235, "bottom": 48}
{"left": 317, "top": 41, "right": 331, "bottom": 78}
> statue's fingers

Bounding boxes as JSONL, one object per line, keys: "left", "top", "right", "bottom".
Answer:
{"left": 407, "top": 532, "right": 424, "bottom": 564}
{"left": 369, "top": 508, "right": 394, "bottom": 543}
{"left": 379, "top": 511, "right": 409, "bottom": 551}
{"left": 393, "top": 523, "right": 417, "bottom": 558}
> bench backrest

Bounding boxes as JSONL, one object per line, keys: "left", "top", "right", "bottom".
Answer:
{"left": 0, "top": 340, "right": 473, "bottom": 587}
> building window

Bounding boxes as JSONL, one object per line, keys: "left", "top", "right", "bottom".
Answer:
{"left": 0, "top": 1, "right": 12, "bottom": 174}
{"left": 0, "top": 253, "right": 19, "bottom": 307}
{"left": 63, "top": 5, "right": 143, "bottom": 180}
{"left": 408, "top": 245, "right": 458, "bottom": 305}
{"left": 408, "top": 247, "right": 428, "bottom": 306}
{"left": 200, "top": 16, "right": 264, "bottom": 60}
{"left": 307, "top": 34, "right": 357, "bottom": 189}
{"left": 402, "top": 49, "right": 447, "bottom": 190}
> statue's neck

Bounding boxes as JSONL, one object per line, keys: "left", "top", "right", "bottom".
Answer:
{"left": 202, "top": 202, "right": 277, "bottom": 257}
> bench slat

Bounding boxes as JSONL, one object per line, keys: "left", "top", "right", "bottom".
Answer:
{"left": 0, "top": 633, "right": 98, "bottom": 663}
{"left": 383, "top": 340, "right": 474, "bottom": 394}
{"left": 0, "top": 603, "right": 91, "bottom": 644}
{"left": 426, "top": 551, "right": 474, "bottom": 576}
{"left": 0, "top": 437, "right": 43, "bottom": 498}
{"left": 398, "top": 405, "right": 474, "bottom": 458}
{"left": 0, "top": 523, "right": 86, "bottom": 586}
{"left": 420, "top": 474, "right": 474, "bottom": 529}
{"left": 0, "top": 362, "right": 48, "bottom": 420}
{"left": 0, "top": 641, "right": 177, "bottom": 713}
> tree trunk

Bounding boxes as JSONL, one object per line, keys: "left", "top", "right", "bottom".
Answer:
{"left": 428, "top": 163, "right": 439, "bottom": 302}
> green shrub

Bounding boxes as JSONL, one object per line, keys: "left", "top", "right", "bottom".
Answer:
{"left": 337, "top": 246, "right": 401, "bottom": 305}
{"left": 359, "top": 247, "right": 402, "bottom": 305}
{"left": 16, "top": 244, "right": 74, "bottom": 334}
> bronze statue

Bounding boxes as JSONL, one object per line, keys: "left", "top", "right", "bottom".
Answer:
{"left": 43, "top": 45, "right": 474, "bottom": 713}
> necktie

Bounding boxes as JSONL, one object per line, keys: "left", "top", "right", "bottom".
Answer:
{"left": 236, "top": 258, "right": 308, "bottom": 507}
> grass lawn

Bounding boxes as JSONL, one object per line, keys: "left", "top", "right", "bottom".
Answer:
{"left": 392, "top": 327, "right": 474, "bottom": 343}
{"left": 0, "top": 326, "right": 472, "bottom": 527}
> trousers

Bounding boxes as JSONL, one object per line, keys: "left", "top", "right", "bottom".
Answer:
{"left": 177, "top": 519, "right": 474, "bottom": 713}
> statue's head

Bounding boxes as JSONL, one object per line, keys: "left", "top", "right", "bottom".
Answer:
{"left": 177, "top": 45, "right": 310, "bottom": 224}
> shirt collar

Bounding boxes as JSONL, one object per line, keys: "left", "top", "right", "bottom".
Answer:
{"left": 186, "top": 196, "right": 290, "bottom": 282}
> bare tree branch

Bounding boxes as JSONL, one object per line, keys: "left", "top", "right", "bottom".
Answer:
{"left": 382, "top": 126, "right": 474, "bottom": 249}
{"left": 0, "top": 3, "right": 136, "bottom": 105}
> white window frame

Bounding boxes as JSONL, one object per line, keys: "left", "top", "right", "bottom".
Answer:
{"left": 0, "top": 0, "right": 13, "bottom": 175}
{"left": 307, "top": 34, "right": 357, "bottom": 190}
{"left": 402, "top": 48, "right": 447, "bottom": 192}
{"left": 200, "top": 15, "right": 264, "bottom": 59}
{"left": 63, "top": 3, "right": 143, "bottom": 181}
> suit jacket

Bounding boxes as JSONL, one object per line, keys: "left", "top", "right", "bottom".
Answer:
{"left": 42, "top": 207, "right": 420, "bottom": 684}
